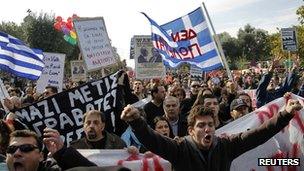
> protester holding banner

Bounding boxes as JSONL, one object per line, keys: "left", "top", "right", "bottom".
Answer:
{"left": 121, "top": 96, "right": 302, "bottom": 171}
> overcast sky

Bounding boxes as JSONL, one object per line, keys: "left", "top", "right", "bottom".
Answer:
{"left": 0, "top": 0, "right": 302, "bottom": 67}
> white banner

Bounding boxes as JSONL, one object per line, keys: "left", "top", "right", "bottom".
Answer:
{"left": 36, "top": 52, "right": 65, "bottom": 93}
{"left": 78, "top": 149, "right": 171, "bottom": 171}
{"left": 74, "top": 17, "right": 116, "bottom": 71}
{"left": 216, "top": 94, "right": 304, "bottom": 171}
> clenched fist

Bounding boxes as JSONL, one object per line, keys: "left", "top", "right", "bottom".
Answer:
{"left": 285, "top": 99, "right": 303, "bottom": 114}
{"left": 121, "top": 104, "right": 141, "bottom": 122}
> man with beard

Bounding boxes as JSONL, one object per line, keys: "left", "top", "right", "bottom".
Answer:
{"left": 120, "top": 97, "right": 302, "bottom": 171}
{"left": 256, "top": 57, "right": 298, "bottom": 108}
{"left": 70, "top": 110, "right": 126, "bottom": 149}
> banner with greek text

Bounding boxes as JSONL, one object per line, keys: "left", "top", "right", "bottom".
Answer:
{"left": 14, "top": 71, "right": 123, "bottom": 146}
{"left": 216, "top": 94, "right": 304, "bottom": 171}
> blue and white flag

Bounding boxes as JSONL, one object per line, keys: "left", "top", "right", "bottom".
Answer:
{"left": 142, "top": 7, "right": 223, "bottom": 71}
{"left": 0, "top": 31, "right": 45, "bottom": 80}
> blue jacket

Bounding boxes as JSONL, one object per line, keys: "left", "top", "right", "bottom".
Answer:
{"left": 256, "top": 72, "right": 296, "bottom": 108}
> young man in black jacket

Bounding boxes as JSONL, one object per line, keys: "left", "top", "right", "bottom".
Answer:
{"left": 121, "top": 96, "right": 302, "bottom": 171}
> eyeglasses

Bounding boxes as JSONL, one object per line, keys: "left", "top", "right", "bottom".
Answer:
{"left": 6, "top": 144, "right": 39, "bottom": 154}
{"left": 191, "top": 85, "right": 200, "bottom": 88}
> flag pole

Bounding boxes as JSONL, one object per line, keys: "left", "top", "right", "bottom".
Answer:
{"left": 202, "top": 2, "right": 233, "bottom": 81}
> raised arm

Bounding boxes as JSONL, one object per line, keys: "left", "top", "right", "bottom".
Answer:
{"left": 256, "top": 58, "right": 280, "bottom": 107}
{"left": 228, "top": 97, "right": 302, "bottom": 159}
{"left": 43, "top": 128, "right": 96, "bottom": 170}
{"left": 121, "top": 105, "right": 180, "bottom": 164}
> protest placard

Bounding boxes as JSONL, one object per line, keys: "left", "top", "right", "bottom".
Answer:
{"left": 71, "top": 60, "right": 87, "bottom": 82}
{"left": 74, "top": 17, "right": 116, "bottom": 71}
{"left": 36, "top": 52, "right": 65, "bottom": 93}
{"left": 134, "top": 35, "right": 165, "bottom": 79}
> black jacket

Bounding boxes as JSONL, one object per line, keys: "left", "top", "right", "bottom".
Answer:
{"left": 129, "top": 110, "right": 293, "bottom": 171}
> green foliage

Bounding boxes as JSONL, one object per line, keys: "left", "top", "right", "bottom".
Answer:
{"left": 296, "top": 5, "right": 304, "bottom": 25}
{"left": 237, "top": 24, "right": 271, "bottom": 61}
{"left": 218, "top": 32, "right": 241, "bottom": 64}
{"left": 0, "top": 21, "right": 26, "bottom": 40}
{"left": 22, "top": 12, "right": 79, "bottom": 60}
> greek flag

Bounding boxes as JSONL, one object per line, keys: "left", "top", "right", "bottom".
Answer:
{"left": 0, "top": 32, "right": 45, "bottom": 80}
{"left": 142, "top": 7, "right": 223, "bottom": 71}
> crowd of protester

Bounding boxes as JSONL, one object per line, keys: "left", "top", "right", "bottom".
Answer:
{"left": 0, "top": 57, "right": 303, "bottom": 171}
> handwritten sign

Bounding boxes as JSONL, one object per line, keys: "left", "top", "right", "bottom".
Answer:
{"left": 36, "top": 52, "right": 65, "bottom": 93}
{"left": 74, "top": 17, "right": 115, "bottom": 71}
{"left": 134, "top": 35, "right": 165, "bottom": 79}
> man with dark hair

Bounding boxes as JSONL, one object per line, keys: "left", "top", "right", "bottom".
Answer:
{"left": 180, "top": 80, "right": 201, "bottom": 121}
{"left": 121, "top": 97, "right": 302, "bottom": 171}
{"left": 229, "top": 98, "right": 249, "bottom": 121}
{"left": 143, "top": 84, "right": 165, "bottom": 126}
{"left": 70, "top": 110, "right": 126, "bottom": 149}
{"left": 131, "top": 79, "right": 146, "bottom": 102}
{"left": 43, "top": 85, "right": 58, "bottom": 98}
{"left": 193, "top": 94, "right": 222, "bottom": 128}
{"left": 6, "top": 129, "right": 95, "bottom": 171}
{"left": 137, "top": 47, "right": 148, "bottom": 63}
{"left": 236, "top": 92, "right": 253, "bottom": 112}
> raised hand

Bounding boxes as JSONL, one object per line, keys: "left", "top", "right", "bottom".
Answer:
{"left": 268, "top": 56, "right": 281, "bottom": 72}
{"left": 291, "top": 54, "right": 300, "bottom": 71}
{"left": 285, "top": 98, "right": 303, "bottom": 114}
{"left": 121, "top": 104, "right": 141, "bottom": 122}
{"left": 43, "top": 128, "right": 64, "bottom": 156}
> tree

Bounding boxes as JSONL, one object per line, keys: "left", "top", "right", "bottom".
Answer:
{"left": 0, "top": 21, "right": 25, "bottom": 40}
{"left": 296, "top": 5, "right": 304, "bottom": 25}
{"left": 218, "top": 32, "right": 241, "bottom": 66}
{"left": 237, "top": 24, "right": 271, "bottom": 61}
{"left": 22, "top": 11, "right": 79, "bottom": 59}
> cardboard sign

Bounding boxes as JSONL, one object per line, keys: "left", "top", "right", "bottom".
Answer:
{"left": 36, "top": 52, "right": 65, "bottom": 93}
{"left": 134, "top": 35, "right": 165, "bottom": 79}
{"left": 74, "top": 17, "right": 116, "bottom": 71}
